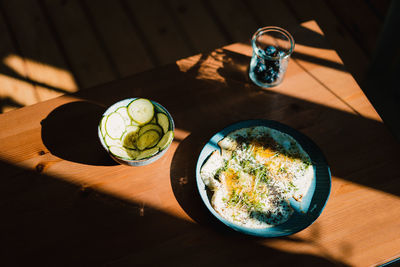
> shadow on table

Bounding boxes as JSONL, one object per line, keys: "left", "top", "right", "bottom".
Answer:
{"left": 166, "top": 44, "right": 398, "bottom": 261}
{"left": 30, "top": 40, "right": 399, "bottom": 266}
{"left": 0, "top": 159, "right": 346, "bottom": 266}
{"left": 38, "top": 43, "right": 399, "bottom": 197}
{"left": 41, "top": 101, "right": 117, "bottom": 166}
{"left": 5, "top": 40, "right": 399, "bottom": 267}
{"left": 167, "top": 48, "right": 399, "bottom": 191}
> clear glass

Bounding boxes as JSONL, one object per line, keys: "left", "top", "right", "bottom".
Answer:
{"left": 249, "top": 26, "right": 295, "bottom": 88}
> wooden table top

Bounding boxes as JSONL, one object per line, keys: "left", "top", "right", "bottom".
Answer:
{"left": 1, "top": 21, "right": 399, "bottom": 266}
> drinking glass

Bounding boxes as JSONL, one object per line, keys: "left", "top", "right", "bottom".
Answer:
{"left": 249, "top": 26, "right": 295, "bottom": 88}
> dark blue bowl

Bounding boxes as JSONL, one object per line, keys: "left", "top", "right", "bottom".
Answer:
{"left": 196, "top": 120, "right": 331, "bottom": 237}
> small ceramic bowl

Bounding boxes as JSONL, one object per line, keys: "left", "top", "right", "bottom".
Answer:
{"left": 98, "top": 98, "right": 174, "bottom": 166}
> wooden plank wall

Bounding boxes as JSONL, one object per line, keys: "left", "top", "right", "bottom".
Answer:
{"left": 0, "top": 0, "right": 391, "bottom": 113}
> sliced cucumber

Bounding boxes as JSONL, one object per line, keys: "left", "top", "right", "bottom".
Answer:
{"left": 105, "top": 112, "right": 125, "bottom": 139}
{"left": 138, "top": 123, "right": 163, "bottom": 136}
{"left": 157, "top": 130, "right": 174, "bottom": 150}
{"left": 104, "top": 134, "right": 123, "bottom": 147}
{"left": 128, "top": 98, "right": 154, "bottom": 125}
{"left": 109, "top": 146, "right": 139, "bottom": 160}
{"left": 102, "top": 98, "right": 173, "bottom": 163}
{"left": 100, "top": 115, "right": 107, "bottom": 137}
{"left": 116, "top": 106, "right": 132, "bottom": 126}
{"left": 121, "top": 125, "right": 140, "bottom": 149}
{"left": 136, "top": 130, "right": 160, "bottom": 150}
{"left": 128, "top": 148, "right": 140, "bottom": 159}
{"left": 157, "top": 112, "right": 169, "bottom": 133}
{"left": 136, "top": 147, "right": 159, "bottom": 160}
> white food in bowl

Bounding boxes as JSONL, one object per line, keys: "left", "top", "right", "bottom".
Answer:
{"left": 200, "top": 126, "right": 314, "bottom": 228}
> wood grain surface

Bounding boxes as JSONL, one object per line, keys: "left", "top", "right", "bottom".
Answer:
{"left": 0, "top": 21, "right": 399, "bottom": 266}
{"left": 0, "top": 0, "right": 391, "bottom": 114}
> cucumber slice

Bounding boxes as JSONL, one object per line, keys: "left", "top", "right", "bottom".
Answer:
{"left": 127, "top": 98, "right": 154, "bottom": 125}
{"left": 157, "top": 112, "right": 169, "bottom": 133}
{"left": 105, "top": 112, "right": 125, "bottom": 139}
{"left": 138, "top": 123, "right": 163, "bottom": 136}
{"left": 122, "top": 125, "right": 140, "bottom": 149}
{"left": 136, "top": 130, "right": 160, "bottom": 150}
{"left": 109, "top": 146, "right": 139, "bottom": 160}
{"left": 128, "top": 148, "right": 140, "bottom": 159}
{"left": 157, "top": 130, "right": 174, "bottom": 150}
{"left": 115, "top": 106, "right": 132, "bottom": 126}
{"left": 104, "top": 134, "right": 123, "bottom": 147}
{"left": 100, "top": 115, "right": 107, "bottom": 137}
{"left": 136, "top": 147, "right": 159, "bottom": 160}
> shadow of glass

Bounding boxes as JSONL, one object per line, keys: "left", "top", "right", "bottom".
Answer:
{"left": 41, "top": 101, "right": 117, "bottom": 166}
{"left": 0, "top": 159, "right": 346, "bottom": 266}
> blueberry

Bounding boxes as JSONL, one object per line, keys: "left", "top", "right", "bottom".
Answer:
{"left": 266, "top": 70, "right": 276, "bottom": 78}
{"left": 254, "top": 66, "right": 266, "bottom": 80}
{"left": 253, "top": 58, "right": 281, "bottom": 84}
{"left": 266, "top": 66, "right": 275, "bottom": 74}
{"left": 268, "top": 68, "right": 280, "bottom": 81}
{"left": 254, "top": 69, "right": 267, "bottom": 82}
{"left": 264, "top": 45, "right": 277, "bottom": 57}
{"left": 263, "top": 59, "right": 278, "bottom": 71}
{"left": 264, "top": 61, "right": 272, "bottom": 69}
{"left": 265, "top": 76, "right": 275, "bottom": 83}
{"left": 255, "top": 62, "right": 266, "bottom": 74}
{"left": 257, "top": 48, "right": 266, "bottom": 58}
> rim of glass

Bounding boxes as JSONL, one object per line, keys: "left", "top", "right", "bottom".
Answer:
{"left": 252, "top": 26, "right": 295, "bottom": 60}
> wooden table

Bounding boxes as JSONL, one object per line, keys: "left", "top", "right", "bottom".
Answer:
{"left": 1, "top": 21, "right": 399, "bottom": 266}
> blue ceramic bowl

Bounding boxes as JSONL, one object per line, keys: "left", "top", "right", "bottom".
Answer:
{"left": 196, "top": 120, "right": 331, "bottom": 237}
{"left": 98, "top": 98, "right": 174, "bottom": 166}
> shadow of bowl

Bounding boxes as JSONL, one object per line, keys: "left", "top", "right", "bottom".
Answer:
{"left": 41, "top": 101, "right": 117, "bottom": 166}
{"left": 170, "top": 130, "right": 244, "bottom": 237}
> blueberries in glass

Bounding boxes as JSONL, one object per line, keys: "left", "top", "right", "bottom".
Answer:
{"left": 249, "top": 27, "right": 294, "bottom": 88}
{"left": 253, "top": 45, "right": 282, "bottom": 84}
{"left": 264, "top": 45, "right": 277, "bottom": 56}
